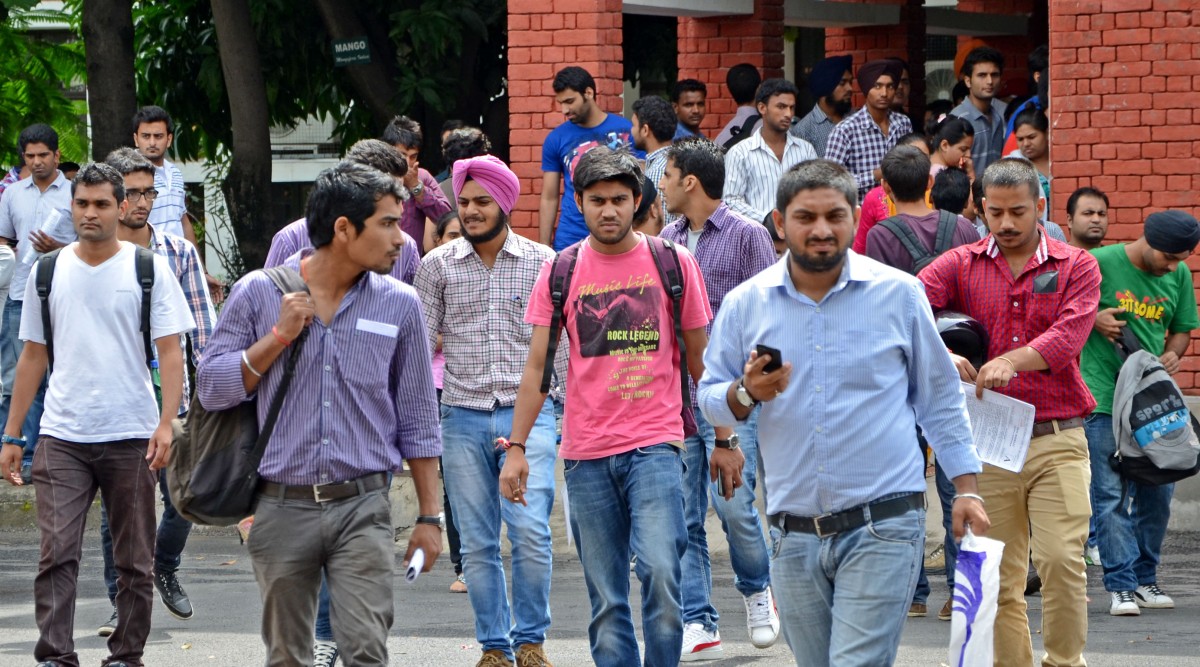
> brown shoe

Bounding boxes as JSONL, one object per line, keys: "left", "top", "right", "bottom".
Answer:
{"left": 516, "top": 644, "right": 553, "bottom": 667}
{"left": 939, "top": 598, "right": 953, "bottom": 621}
{"left": 476, "top": 650, "right": 514, "bottom": 667}
{"left": 908, "top": 602, "right": 927, "bottom": 617}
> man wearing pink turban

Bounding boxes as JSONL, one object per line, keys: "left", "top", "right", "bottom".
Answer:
{"left": 415, "top": 154, "right": 564, "bottom": 667}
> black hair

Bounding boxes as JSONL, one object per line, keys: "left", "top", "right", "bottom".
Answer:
{"left": 104, "top": 147, "right": 156, "bottom": 178}
{"left": 132, "top": 106, "right": 175, "bottom": 136}
{"left": 631, "top": 96, "right": 677, "bottom": 144}
{"left": 665, "top": 137, "right": 725, "bottom": 200}
{"left": 1066, "top": 186, "right": 1109, "bottom": 218}
{"left": 572, "top": 146, "right": 642, "bottom": 197}
{"left": 632, "top": 176, "right": 659, "bottom": 225}
{"left": 58, "top": 161, "right": 80, "bottom": 173}
{"left": 71, "top": 162, "right": 125, "bottom": 202}
{"left": 971, "top": 177, "right": 985, "bottom": 215}
{"left": 754, "top": 78, "right": 800, "bottom": 108}
{"left": 345, "top": 139, "right": 408, "bottom": 177}
{"left": 441, "top": 119, "right": 467, "bottom": 135}
{"left": 553, "top": 66, "right": 596, "bottom": 95}
{"left": 434, "top": 210, "right": 460, "bottom": 239}
{"left": 896, "top": 132, "right": 926, "bottom": 148}
{"left": 441, "top": 128, "right": 492, "bottom": 169}
{"left": 380, "top": 115, "right": 423, "bottom": 150}
{"left": 306, "top": 161, "right": 405, "bottom": 249}
{"left": 932, "top": 166, "right": 971, "bottom": 215}
{"left": 960, "top": 46, "right": 1005, "bottom": 78}
{"left": 18, "top": 123, "right": 59, "bottom": 153}
{"left": 1011, "top": 108, "right": 1049, "bottom": 135}
{"left": 1028, "top": 45, "right": 1049, "bottom": 76}
{"left": 726, "top": 63, "right": 762, "bottom": 106}
{"left": 671, "top": 78, "right": 707, "bottom": 103}
{"left": 951, "top": 82, "right": 969, "bottom": 106}
{"left": 925, "top": 115, "right": 975, "bottom": 152}
{"left": 981, "top": 157, "right": 1041, "bottom": 201}
{"left": 880, "top": 145, "right": 931, "bottom": 203}
{"left": 926, "top": 99, "right": 953, "bottom": 120}
{"left": 777, "top": 159, "right": 857, "bottom": 212}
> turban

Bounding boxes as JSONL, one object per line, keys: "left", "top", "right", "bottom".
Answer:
{"left": 808, "top": 55, "right": 853, "bottom": 99}
{"left": 452, "top": 155, "right": 520, "bottom": 214}
{"left": 1144, "top": 210, "right": 1200, "bottom": 254}
{"left": 857, "top": 59, "right": 903, "bottom": 94}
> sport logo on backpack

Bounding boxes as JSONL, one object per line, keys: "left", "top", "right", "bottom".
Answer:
{"left": 1111, "top": 348, "right": 1200, "bottom": 486}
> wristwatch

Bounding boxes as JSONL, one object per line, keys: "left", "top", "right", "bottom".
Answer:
{"left": 734, "top": 378, "right": 757, "bottom": 407}
{"left": 714, "top": 433, "right": 741, "bottom": 451}
{"left": 1, "top": 434, "right": 25, "bottom": 447}
{"left": 415, "top": 513, "right": 444, "bottom": 530}
{"left": 409, "top": 181, "right": 424, "bottom": 198}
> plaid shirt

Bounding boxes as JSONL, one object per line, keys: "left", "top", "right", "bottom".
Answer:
{"left": 415, "top": 230, "right": 566, "bottom": 410}
{"left": 824, "top": 107, "right": 913, "bottom": 201}
{"left": 918, "top": 230, "right": 1101, "bottom": 422}
{"left": 149, "top": 228, "right": 216, "bottom": 408}
{"left": 643, "top": 145, "right": 674, "bottom": 224}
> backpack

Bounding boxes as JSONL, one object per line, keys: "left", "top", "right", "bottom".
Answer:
{"left": 876, "top": 209, "right": 959, "bottom": 275}
{"left": 1110, "top": 328, "right": 1200, "bottom": 486}
{"left": 35, "top": 246, "right": 156, "bottom": 374}
{"left": 166, "top": 266, "right": 310, "bottom": 526}
{"left": 722, "top": 113, "right": 762, "bottom": 150}
{"left": 540, "top": 236, "right": 698, "bottom": 438}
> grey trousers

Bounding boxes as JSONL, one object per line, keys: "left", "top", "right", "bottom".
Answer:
{"left": 247, "top": 486, "right": 395, "bottom": 667}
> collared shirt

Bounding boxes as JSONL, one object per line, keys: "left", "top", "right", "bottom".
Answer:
{"left": 698, "top": 252, "right": 981, "bottom": 517}
{"left": 414, "top": 230, "right": 565, "bottom": 410}
{"left": 824, "top": 107, "right": 913, "bottom": 200}
{"left": 723, "top": 129, "right": 819, "bottom": 223}
{"left": 952, "top": 98, "right": 1007, "bottom": 176}
{"left": 147, "top": 159, "right": 187, "bottom": 239}
{"left": 643, "top": 145, "right": 673, "bottom": 223}
{"left": 673, "top": 121, "right": 701, "bottom": 141}
{"left": 263, "top": 217, "right": 419, "bottom": 286}
{"left": 790, "top": 103, "right": 840, "bottom": 157}
{"left": 403, "top": 168, "right": 452, "bottom": 255}
{"left": 918, "top": 231, "right": 1101, "bottom": 421}
{"left": 0, "top": 171, "right": 72, "bottom": 301}
{"left": 197, "top": 250, "right": 441, "bottom": 486}
{"left": 148, "top": 226, "right": 216, "bottom": 408}
{"left": 715, "top": 106, "right": 761, "bottom": 147}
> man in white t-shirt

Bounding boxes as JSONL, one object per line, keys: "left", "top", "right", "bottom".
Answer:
{"left": 0, "top": 162, "right": 195, "bottom": 667}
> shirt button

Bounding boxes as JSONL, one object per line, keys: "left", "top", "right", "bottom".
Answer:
{"left": 324, "top": 365, "right": 332, "bottom": 372}
{"left": 814, "top": 307, "right": 822, "bottom": 314}
{"left": 818, "top": 466, "right": 825, "bottom": 473}
{"left": 1012, "top": 336, "right": 1019, "bottom": 342}
{"left": 323, "top": 401, "right": 330, "bottom": 407}
{"left": 1012, "top": 301, "right": 1019, "bottom": 307}
{"left": 815, "top": 386, "right": 822, "bottom": 392}
{"left": 321, "top": 438, "right": 329, "bottom": 445}
{"left": 815, "top": 345, "right": 823, "bottom": 352}
{"left": 815, "top": 426, "right": 823, "bottom": 433}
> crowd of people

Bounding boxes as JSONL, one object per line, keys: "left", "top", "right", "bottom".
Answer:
{"left": 0, "top": 40, "right": 1195, "bottom": 667}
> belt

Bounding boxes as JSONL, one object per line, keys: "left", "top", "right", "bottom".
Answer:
{"left": 259, "top": 472, "right": 389, "bottom": 503}
{"left": 1031, "top": 417, "right": 1084, "bottom": 440}
{"left": 768, "top": 492, "right": 925, "bottom": 538}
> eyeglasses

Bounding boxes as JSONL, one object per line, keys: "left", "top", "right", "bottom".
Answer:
{"left": 126, "top": 189, "right": 159, "bottom": 202}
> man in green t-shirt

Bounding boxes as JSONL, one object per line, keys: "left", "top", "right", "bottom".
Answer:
{"left": 1081, "top": 210, "right": 1200, "bottom": 617}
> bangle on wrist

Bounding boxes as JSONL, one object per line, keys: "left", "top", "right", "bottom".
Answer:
{"left": 242, "top": 350, "right": 263, "bottom": 378}
{"left": 997, "top": 356, "right": 1017, "bottom": 374}
{"left": 271, "top": 326, "right": 291, "bottom": 347}
{"left": 953, "top": 493, "right": 985, "bottom": 505}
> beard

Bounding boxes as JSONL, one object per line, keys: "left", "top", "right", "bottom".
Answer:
{"left": 789, "top": 242, "right": 847, "bottom": 273}
{"left": 824, "top": 95, "right": 852, "bottom": 117}
{"left": 462, "top": 212, "right": 507, "bottom": 245}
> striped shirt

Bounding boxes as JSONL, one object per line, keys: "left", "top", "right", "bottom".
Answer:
{"left": 149, "top": 227, "right": 216, "bottom": 409}
{"left": 643, "top": 145, "right": 673, "bottom": 223}
{"left": 790, "top": 103, "right": 839, "bottom": 157}
{"left": 824, "top": 107, "right": 913, "bottom": 201}
{"left": 196, "top": 250, "right": 441, "bottom": 485}
{"left": 264, "top": 218, "right": 420, "bottom": 286}
{"left": 698, "top": 251, "right": 981, "bottom": 517}
{"left": 723, "top": 129, "right": 819, "bottom": 223}
{"left": 147, "top": 159, "right": 187, "bottom": 239}
{"left": 415, "top": 230, "right": 565, "bottom": 410}
{"left": 918, "top": 230, "right": 1101, "bottom": 421}
{"left": 952, "top": 98, "right": 1007, "bottom": 177}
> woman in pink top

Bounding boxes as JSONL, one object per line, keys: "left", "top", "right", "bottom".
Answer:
{"left": 852, "top": 132, "right": 931, "bottom": 253}
{"left": 927, "top": 115, "right": 975, "bottom": 181}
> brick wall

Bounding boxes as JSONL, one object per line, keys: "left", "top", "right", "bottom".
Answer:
{"left": 822, "top": 0, "right": 910, "bottom": 108}
{"left": 955, "top": 0, "right": 1037, "bottom": 99}
{"left": 507, "top": 0, "right": 624, "bottom": 235}
{"left": 676, "top": 0, "right": 785, "bottom": 135}
{"left": 1049, "top": 0, "right": 1200, "bottom": 391}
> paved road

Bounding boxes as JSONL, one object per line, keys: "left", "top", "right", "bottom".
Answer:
{"left": 3, "top": 527, "right": 1200, "bottom": 666}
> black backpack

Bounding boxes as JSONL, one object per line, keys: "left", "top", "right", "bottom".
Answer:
{"left": 722, "top": 113, "right": 762, "bottom": 150}
{"left": 876, "top": 209, "right": 959, "bottom": 275}
{"left": 35, "top": 246, "right": 156, "bottom": 374}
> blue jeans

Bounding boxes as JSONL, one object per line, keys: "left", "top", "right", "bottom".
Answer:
{"left": 1085, "top": 413, "right": 1173, "bottom": 592}
{"left": 0, "top": 296, "right": 45, "bottom": 466}
{"left": 914, "top": 460, "right": 959, "bottom": 605}
{"left": 100, "top": 469, "right": 193, "bottom": 602}
{"left": 680, "top": 407, "right": 769, "bottom": 631}
{"left": 315, "top": 576, "right": 332, "bottom": 641}
{"left": 565, "top": 444, "right": 688, "bottom": 667}
{"left": 771, "top": 504, "right": 924, "bottom": 666}
{"left": 441, "top": 402, "right": 556, "bottom": 658}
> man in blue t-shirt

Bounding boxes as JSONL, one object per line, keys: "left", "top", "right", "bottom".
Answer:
{"left": 539, "top": 66, "right": 640, "bottom": 250}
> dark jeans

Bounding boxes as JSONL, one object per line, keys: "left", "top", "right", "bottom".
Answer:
{"left": 33, "top": 436, "right": 157, "bottom": 667}
{"left": 100, "top": 468, "right": 194, "bottom": 602}
{"left": 912, "top": 460, "right": 958, "bottom": 604}
{"left": 0, "top": 297, "right": 47, "bottom": 465}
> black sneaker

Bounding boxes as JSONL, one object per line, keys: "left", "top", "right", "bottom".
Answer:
{"left": 97, "top": 605, "right": 118, "bottom": 637}
{"left": 20, "top": 462, "right": 32, "bottom": 485}
{"left": 154, "top": 570, "right": 194, "bottom": 620}
{"left": 312, "top": 640, "right": 339, "bottom": 667}
{"left": 104, "top": 662, "right": 131, "bottom": 667}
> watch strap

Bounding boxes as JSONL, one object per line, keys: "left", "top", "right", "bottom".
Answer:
{"left": 415, "top": 514, "right": 443, "bottom": 528}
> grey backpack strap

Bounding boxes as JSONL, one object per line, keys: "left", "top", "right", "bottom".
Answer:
{"left": 932, "top": 209, "right": 959, "bottom": 256}
{"left": 34, "top": 249, "right": 63, "bottom": 372}
{"left": 877, "top": 215, "right": 930, "bottom": 270}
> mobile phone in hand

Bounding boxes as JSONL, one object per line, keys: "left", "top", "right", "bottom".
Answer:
{"left": 755, "top": 344, "right": 783, "bottom": 373}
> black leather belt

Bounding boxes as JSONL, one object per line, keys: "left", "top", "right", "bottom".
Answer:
{"left": 1031, "top": 417, "right": 1084, "bottom": 440}
{"left": 768, "top": 492, "right": 925, "bottom": 538}
{"left": 260, "top": 472, "right": 389, "bottom": 503}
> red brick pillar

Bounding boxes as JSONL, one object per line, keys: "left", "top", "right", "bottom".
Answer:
{"left": 507, "top": 0, "right": 623, "bottom": 236}
{"left": 1049, "top": 0, "right": 1200, "bottom": 391}
{"left": 677, "top": 0, "right": 785, "bottom": 135}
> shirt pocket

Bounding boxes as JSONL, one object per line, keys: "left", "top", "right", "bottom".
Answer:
{"left": 339, "top": 327, "right": 395, "bottom": 392}
{"left": 839, "top": 329, "right": 907, "bottom": 393}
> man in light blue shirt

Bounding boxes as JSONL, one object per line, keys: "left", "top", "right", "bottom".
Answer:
{"left": 698, "top": 159, "right": 989, "bottom": 666}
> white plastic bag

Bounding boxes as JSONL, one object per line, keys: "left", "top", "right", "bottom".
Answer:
{"left": 948, "top": 528, "right": 1004, "bottom": 667}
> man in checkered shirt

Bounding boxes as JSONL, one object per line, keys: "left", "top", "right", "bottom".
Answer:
{"left": 824, "top": 59, "right": 913, "bottom": 202}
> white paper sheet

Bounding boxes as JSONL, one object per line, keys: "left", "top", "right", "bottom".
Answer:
{"left": 961, "top": 382, "right": 1036, "bottom": 473}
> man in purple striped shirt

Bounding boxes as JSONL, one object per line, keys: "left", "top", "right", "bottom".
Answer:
{"left": 197, "top": 162, "right": 442, "bottom": 667}
{"left": 658, "top": 137, "right": 780, "bottom": 661}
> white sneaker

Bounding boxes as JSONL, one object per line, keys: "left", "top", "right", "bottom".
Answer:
{"left": 743, "top": 587, "right": 780, "bottom": 648}
{"left": 1110, "top": 591, "right": 1141, "bottom": 616}
{"left": 1135, "top": 584, "right": 1175, "bottom": 609}
{"left": 680, "top": 622, "right": 722, "bottom": 662}
{"left": 1084, "top": 544, "right": 1102, "bottom": 567}
{"left": 312, "top": 639, "right": 340, "bottom": 667}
